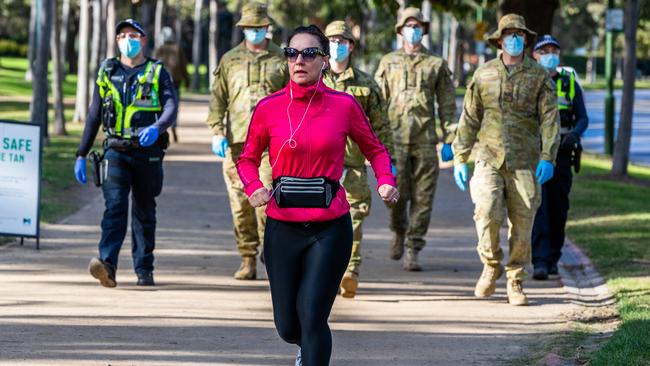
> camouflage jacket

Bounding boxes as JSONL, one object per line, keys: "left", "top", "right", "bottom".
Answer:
{"left": 453, "top": 56, "right": 560, "bottom": 170}
{"left": 206, "top": 41, "right": 289, "bottom": 144}
{"left": 324, "top": 65, "right": 394, "bottom": 167}
{"left": 374, "top": 48, "right": 457, "bottom": 145}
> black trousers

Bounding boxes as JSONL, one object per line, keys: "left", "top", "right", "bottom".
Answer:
{"left": 264, "top": 213, "right": 352, "bottom": 366}
{"left": 532, "top": 148, "right": 573, "bottom": 269}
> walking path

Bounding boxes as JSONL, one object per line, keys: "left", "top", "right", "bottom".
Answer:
{"left": 0, "top": 97, "right": 580, "bottom": 365}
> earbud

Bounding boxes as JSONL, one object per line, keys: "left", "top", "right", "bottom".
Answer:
{"left": 321, "top": 63, "right": 326, "bottom": 71}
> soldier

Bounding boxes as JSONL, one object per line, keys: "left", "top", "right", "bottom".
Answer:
{"left": 452, "top": 14, "right": 560, "bottom": 305}
{"left": 531, "top": 35, "right": 589, "bottom": 280}
{"left": 323, "top": 20, "right": 395, "bottom": 298}
{"left": 206, "top": 1, "right": 289, "bottom": 280}
{"left": 375, "top": 7, "right": 457, "bottom": 271}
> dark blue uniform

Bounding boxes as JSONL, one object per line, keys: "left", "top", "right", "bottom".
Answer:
{"left": 531, "top": 71, "right": 588, "bottom": 275}
{"left": 77, "top": 58, "right": 177, "bottom": 277}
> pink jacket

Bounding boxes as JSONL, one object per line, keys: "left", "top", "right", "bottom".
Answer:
{"left": 237, "top": 78, "right": 395, "bottom": 222}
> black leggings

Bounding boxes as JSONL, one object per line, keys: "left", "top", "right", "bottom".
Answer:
{"left": 264, "top": 213, "right": 352, "bottom": 366}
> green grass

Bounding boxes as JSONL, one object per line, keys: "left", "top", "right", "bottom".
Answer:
{"left": 565, "top": 154, "right": 650, "bottom": 364}
{"left": 0, "top": 56, "right": 78, "bottom": 97}
{"left": 580, "top": 78, "right": 650, "bottom": 91}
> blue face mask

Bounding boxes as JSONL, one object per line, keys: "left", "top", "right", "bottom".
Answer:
{"left": 402, "top": 26, "right": 423, "bottom": 45}
{"left": 244, "top": 28, "right": 267, "bottom": 45}
{"left": 503, "top": 34, "right": 524, "bottom": 56}
{"left": 118, "top": 38, "right": 142, "bottom": 59}
{"left": 329, "top": 42, "right": 350, "bottom": 63}
{"left": 539, "top": 53, "right": 560, "bottom": 71}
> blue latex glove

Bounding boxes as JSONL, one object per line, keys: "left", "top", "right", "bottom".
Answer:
{"left": 391, "top": 164, "right": 397, "bottom": 178}
{"left": 74, "top": 157, "right": 87, "bottom": 184}
{"left": 453, "top": 163, "right": 468, "bottom": 191}
{"left": 138, "top": 126, "right": 159, "bottom": 147}
{"left": 441, "top": 143, "right": 454, "bottom": 162}
{"left": 536, "top": 160, "right": 554, "bottom": 185}
{"left": 211, "top": 135, "right": 228, "bottom": 158}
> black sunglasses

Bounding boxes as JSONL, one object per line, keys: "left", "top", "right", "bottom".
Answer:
{"left": 283, "top": 47, "right": 326, "bottom": 62}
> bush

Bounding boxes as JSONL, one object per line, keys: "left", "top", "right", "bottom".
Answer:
{"left": 0, "top": 39, "right": 28, "bottom": 57}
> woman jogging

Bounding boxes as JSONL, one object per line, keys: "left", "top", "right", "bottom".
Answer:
{"left": 237, "top": 25, "right": 398, "bottom": 366}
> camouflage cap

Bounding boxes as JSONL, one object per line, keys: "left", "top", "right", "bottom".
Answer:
{"left": 325, "top": 21, "right": 355, "bottom": 42}
{"left": 486, "top": 14, "right": 537, "bottom": 49}
{"left": 236, "top": 1, "right": 272, "bottom": 28}
{"left": 395, "top": 7, "right": 429, "bottom": 35}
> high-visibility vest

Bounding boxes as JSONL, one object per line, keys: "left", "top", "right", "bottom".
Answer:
{"left": 556, "top": 69, "right": 575, "bottom": 127}
{"left": 96, "top": 58, "right": 162, "bottom": 138}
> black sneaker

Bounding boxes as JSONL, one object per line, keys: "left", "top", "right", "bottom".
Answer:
{"left": 137, "top": 272, "right": 155, "bottom": 286}
{"left": 548, "top": 263, "right": 559, "bottom": 276}
{"left": 532, "top": 265, "right": 549, "bottom": 280}
{"left": 88, "top": 257, "right": 117, "bottom": 288}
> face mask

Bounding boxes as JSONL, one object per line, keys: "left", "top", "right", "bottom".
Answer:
{"left": 244, "top": 28, "right": 267, "bottom": 45}
{"left": 118, "top": 38, "right": 142, "bottom": 59}
{"left": 402, "top": 26, "right": 423, "bottom": 45}
{"left": 329, "top": 42, "right": 350, "bottom": 63}
{"left": 502, "top": 34, "right": 524, "bottom": 56}
{"left": 539, "top": 53, "right": 560, "bottom": 71}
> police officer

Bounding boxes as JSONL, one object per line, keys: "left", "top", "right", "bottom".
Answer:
{"left": 531, "top": 35, "right": 588, "bottom": 280}
{"left": 74, "top": 19, "right": 178, "bottom": 288}
{"left": 452, "top": 14, "right": 560, "bottom": 305}
{"left": 375, "top": 7, "right": 457, "bottom": 271}
{"left": 206, "top": 1, "right": 288, "bottom": 280}
{"left": 323, "top": 20, "right": 394, "bottom": 298}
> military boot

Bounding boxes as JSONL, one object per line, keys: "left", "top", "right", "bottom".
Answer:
{"left": 474, "top": 263, "right": 504, "bottom": 297}
{"left": 389, "top": 233, "right": 405, "bottom": 260}
{"left": 340, "top": 271, "right": 359, "bottom": 298}
{"left": 234, "top": 257, "right": 256, "bottom": 280}
{"left": 403, "top": 248, "right": 422, "bottom": 271}
{"left": 507, "top": 279, "right": 529, "bottom": 306}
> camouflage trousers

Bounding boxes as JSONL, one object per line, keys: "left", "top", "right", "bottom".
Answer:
{"left": 223, "top": 143, "right": 272, "bottom": 258}
{"left": 389, "top": 143, "right": 440, "bottom": 251}
{"left": 469, "top": 161, "right": 541, "bottom": 281}
{"left": 341, "top": 165, "right": 372, "bottom": 275}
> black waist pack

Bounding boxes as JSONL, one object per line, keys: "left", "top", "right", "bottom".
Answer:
{"left": 273, "top": 176, "right": 340, "bottom": 208}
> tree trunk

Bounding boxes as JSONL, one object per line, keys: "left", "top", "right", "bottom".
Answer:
{"left": 88, "top": 0, "right": 102, "bottom": 101}
{"left": 155, "top": 0, "right": 165, "bottom": 48}
{"left": 105, "top": 0, "right": 116, "bottom": 58}
{"left": 209, "top": 0, "right": 219, "bottom": 87}
{"left": 60, "top": 0, "right": 71, "bottom": 77}
{"left": 141, "top": 0, "right": 155, "bottom": 54}
{"left": 175, "top": 5, "right": 183, "bottom": 45}
{"left": 191, "top": 0, "right": 204, "bottom": 91}
{"left": 447, "top": 15, "right": 458, "bottom": 77}
{"left": 26, "top": 0, "right": 37, "bottom": 81}
{"left": 612, "top": 0, "right": 640, "bottom": 176}
{"left": 30, "top": 0, "right": 53, "bottom": 142}
{"left": 73, "top": 0, "right": 90, "bottom": 123}
{"left": 51, "top": 0, "right": 67, "bottom": 136}
{"left": 421, "top": 0, "right": 432, "bottom": 50}
{"left": 499, "top": 0, "right": 559, "bottom": 36}
{"left": 99, "top": 0, "right": 108, "bottom": 60}
{"left": 231, "top": 0, "right": 242, "bottom": 48}
{"left": 395, "top": 0, "right": 406, "bottom": 50}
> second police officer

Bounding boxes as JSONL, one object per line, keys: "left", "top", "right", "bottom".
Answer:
{"left": 375, "top": 7, "right": 457, "bottom": 271}
{"left": 74, "top": 19, "right": 178, "bottom": 288}
{"left": 206, "top": 2, "right": 289, "bottom": 280}
{"left": 323, "top": 20, "right": 395, "bottom": 298}
{"left": 531, "top": 35, "right": 589, "bottom": 280}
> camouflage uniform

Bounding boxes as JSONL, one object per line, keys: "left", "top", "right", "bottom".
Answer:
{"left": 206, "top": 3, "right": 289, "bottom": 258}
{"left": 323, "top": 64, "right": 393, "bottom": 275}
{"left": 375, "top": 41, "right": 457, "bottom": 252}
{"left": 453, "top": 54, "right": 560, "bottom": 280}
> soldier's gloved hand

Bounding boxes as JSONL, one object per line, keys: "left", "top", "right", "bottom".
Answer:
{"left": 249, "top": 187, "right": 271, "bottom": 207}
{"left": 138, "top": 126, "right": 159, "bottom": 147}
{"left": 211, "top": 135, "right": 228, "bottom": 158}
{"left": 536, "top": 160, "right": 554, "bottom": 185}
{"left": 74, "top": 157, "right": 87, "bottom": 184}
{"left": 441, "top": 143, "right": 454, "bottom": 162}
{"left": 453, "top": 163, "right": 468, "bottom": 191}
{"left": 560, "top": 132, "right": 579, "bottom": 150}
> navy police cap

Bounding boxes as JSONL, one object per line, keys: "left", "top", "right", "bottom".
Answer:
{"left": 115, "top": 19, "right": 146, "bottom": 36}
{"left": 534, "top": 34, "right": 560, "bottom": 52}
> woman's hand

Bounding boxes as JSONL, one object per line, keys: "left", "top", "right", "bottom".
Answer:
{"left": 378, "top": 184, "right": 399, "bottom": 204}
{"left": 249, "top": 187, "right": 271, "bottom": 208}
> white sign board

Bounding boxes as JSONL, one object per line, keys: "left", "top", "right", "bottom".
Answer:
{"left": 606, "top": 8, "right": 624, "bottom": 31}
{"left": 0, "top": 121, "right": 41, "bottom": 237}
